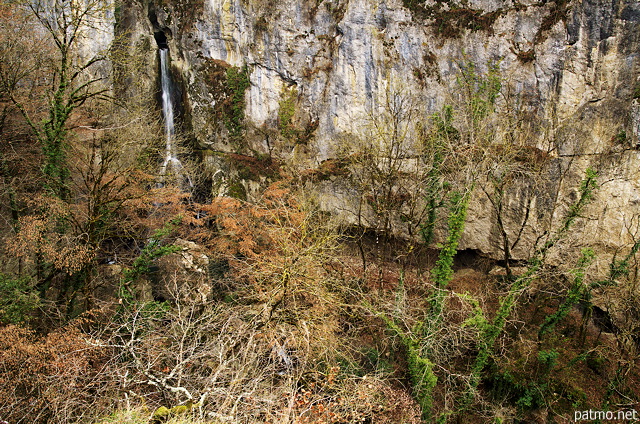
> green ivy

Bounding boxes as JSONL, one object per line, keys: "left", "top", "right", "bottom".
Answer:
{"left": 539, "top": 248, "right": 595, "bottom": 339}
{"left": 0, "top": 274, "right": 41, "bottom": 324}
{"left": 537, "top": 349, "right": 559, "bottom": 373}
{"left": 457, "top": 60, "right": 502, "bottom": 126}
{"left": 420, "top": 105, "right": 457, "bottom": 245}
{"left": 600, "top": 239, "right": 640, "bottom": 286}
{"left": 118, "top": 217, "right": 182, "bottom": 306}
{"left": 374, "top": 189, "right": 472, "bottom": 420}
{"left": 431, "top": 191, "right": 471, "bottom": 288}
{"left": 429, "top": 189, "right": 472, "bottom": 321}
{"left": 465, "top": 168, "right": 598, "bottom": 407}
{"left": 407, "top": 345, "right": 438, "bottom": 419}
{"left": 226, "top": 180, "right": 247, "bottom": 200}
{"left": 377, "top": 310, "right": 437, "bottom": 420}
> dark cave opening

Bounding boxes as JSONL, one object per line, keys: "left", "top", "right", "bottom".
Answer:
{"left": 154, "top": 30, "right": 168, "bottom": 49}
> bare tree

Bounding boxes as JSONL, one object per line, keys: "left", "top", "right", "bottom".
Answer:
{"left": 339, "top": 87, "right": 445, "bottom": 276}
{"left": 477, "top": 81, "right": 550, "bottom": 279}
{"left": 0, "top": 0, "right": 113, "bottom": 199}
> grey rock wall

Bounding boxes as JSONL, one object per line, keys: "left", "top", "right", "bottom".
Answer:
{"left": 115, "top": 0, "right": 640, "bottom": 268}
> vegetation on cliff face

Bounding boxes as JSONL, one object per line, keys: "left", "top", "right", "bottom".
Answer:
{"left": 0, "top": 1, "right": 639, "bottom": 424}
{"left": 401, "top": 0, "right": 503, "bottom": 38}
{"left": 199, "top": 59, "right": 253, "bottom": 151}
{"left": 223, "top": 65, "right": 251, "bottom": 144}
{"left": 402, "top": 0, "right": 573, "bottom": 42}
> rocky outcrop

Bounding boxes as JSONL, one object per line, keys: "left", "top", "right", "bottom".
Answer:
{"left": 114, "top": 0, "right": 640, "bottom": 268}
{"left": 154, "top": 239, "right": 212, "bottom": 302}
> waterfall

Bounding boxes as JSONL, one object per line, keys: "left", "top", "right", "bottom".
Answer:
{"left": 158, "top": 48, "right": 190, "bottom": 186}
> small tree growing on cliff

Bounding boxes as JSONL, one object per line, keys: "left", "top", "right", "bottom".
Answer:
{"left": 339, "top": 87, "right": 449, "bottom": 275}
{"left": 469, "top": 70, "right": 551, "bottom": 279}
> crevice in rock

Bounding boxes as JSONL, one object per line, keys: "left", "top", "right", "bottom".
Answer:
{"left": 154, "top": 30, "right": 169, "bottom": 49}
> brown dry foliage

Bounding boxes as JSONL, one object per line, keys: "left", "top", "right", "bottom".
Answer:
{"left": 86, "top": 182, "right": 425, "bottom": 423}
{"left": 0, "top": 322, "right": 115, "bottom": 424}
{"left": 7, "top": 196, "right": 96, "bottom": 273}
{"left": 289, "top": 374, "right": 421, "bottom": 424}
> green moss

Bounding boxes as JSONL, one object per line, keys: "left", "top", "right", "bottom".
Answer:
{"left": 275, "top": 87, "right": 317, "bottom": 144}
{"left": 226, "top": 180, "right": 247, "bottom": 200}
{"left": 152, "top": 406, "right": 171, "bottom": 420}
{"left": 223, "top": 65, "right": 251, "bottom": 144}
{"left": 170, "top": 405, "right": 188, "bottom": 415}
{"left": 278, "top": 87, "right": 298, "bottom": 140}
{"left": 148, "top": 403, "right": 199, "bottom": 423}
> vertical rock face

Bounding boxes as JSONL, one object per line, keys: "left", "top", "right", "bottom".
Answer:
{"left": 115, "top": 0, "right": 640, "bottom": 263}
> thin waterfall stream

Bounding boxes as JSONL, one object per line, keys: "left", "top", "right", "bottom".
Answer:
{"left": 158, "top": 47, "right": 191, "bottom": 187}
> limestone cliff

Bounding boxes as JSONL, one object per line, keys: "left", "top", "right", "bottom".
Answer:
{"left": 115, "top": 0, "right": 640, "bottom": 268}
